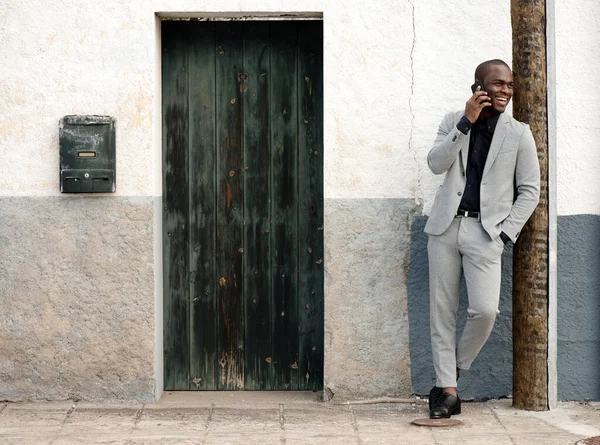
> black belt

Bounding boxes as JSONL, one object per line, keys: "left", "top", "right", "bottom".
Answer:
{"left": 456, "top": 209, "right": 480, "bottom": 218}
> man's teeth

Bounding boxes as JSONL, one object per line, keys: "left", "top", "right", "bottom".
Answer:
{"left": 496, "top": 97, "right": 508, "bottom": 102}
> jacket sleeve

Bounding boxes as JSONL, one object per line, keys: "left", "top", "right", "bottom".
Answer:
{"left": 500, "top": 126, "right": 541, "bottom": 241}
{"left": 427, "top": 112, "right": 470, "bottom": 175}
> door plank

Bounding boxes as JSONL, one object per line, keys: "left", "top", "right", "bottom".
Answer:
{"left": 215, "top": 21, "right": 245, "bottom": 390}
{"left": 188, "top": 21, "right": 218, "bottom": 391}
{"left": 297, "top": 21, "right": 324, "bottom": 391}
{"left": 242, "top": 22, "right": 272, "bottom": 391}
{"left": 270, "top": 22, "right": 300, "bottom": 390}
{"left": 162, "top": 20, "right": 190, "bottom": 390}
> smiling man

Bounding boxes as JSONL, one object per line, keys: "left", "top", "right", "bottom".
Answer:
{"left": 424, "top": 59, "right": 540, "bottom": 419}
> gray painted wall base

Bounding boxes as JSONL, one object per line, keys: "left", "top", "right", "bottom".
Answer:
{"left": 557, "top": 215, "right": 600, "bottom": 401}
{"left": 409, "top": 214, "right": 600, "bottom": 402}
{"left": 0, "top": 197, "right": 155, "bottom": 402}
{"left": 0, "top": 195, "right": 596, "bottom": 402}
{"left": 323, "top": 198, "right": 418, "bottom": 401}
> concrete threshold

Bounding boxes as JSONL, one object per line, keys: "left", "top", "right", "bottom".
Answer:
{"left": 157, "top": 390, "right": 322, "bottom": 406}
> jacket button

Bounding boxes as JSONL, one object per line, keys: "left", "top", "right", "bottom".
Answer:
{"left": 452, "top": 135, "right": 457, "bottom": 142}
{"left": 457, "top": 192, "right": 462, "bottom": 196}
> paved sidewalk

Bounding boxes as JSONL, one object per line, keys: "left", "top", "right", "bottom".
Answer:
{"left": 1, "top": 392, "right": 599, "bottom": 444}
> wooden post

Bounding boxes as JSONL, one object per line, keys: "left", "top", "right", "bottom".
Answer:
{"left": 511, "top": 0, "right": 549, "bottom": 410}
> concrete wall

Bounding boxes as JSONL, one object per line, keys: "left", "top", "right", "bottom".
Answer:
{"left": 0, "top": 197, "right": 155, "bottom": 402}
{"left": 1, "top": 0, "right": 158, "bottom": 402}
{"left": 557, "top": 216, "right": 600, "bottom": 400}
{"left": 0, "top": 0, "right": 598, "bottom": 402}
{"left": 323, "top": 0, "right": 514, "bottom": 401}
{"left": 555, "top": 0, "right": 600, "bottom": 401}
{"left": 409, "top": 0, "right": 600, "bottom": 402}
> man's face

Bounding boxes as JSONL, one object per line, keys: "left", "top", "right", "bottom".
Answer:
{"left": 481, "top": 65, "right": 514, "bottom": 113}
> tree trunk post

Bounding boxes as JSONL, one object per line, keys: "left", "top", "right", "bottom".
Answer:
{"left": 511, "top": 0, "right": 549, "bottom": 411}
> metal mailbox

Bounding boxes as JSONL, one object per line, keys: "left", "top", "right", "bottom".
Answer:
{"left": 59, "top": 115, "right": 116, "bottom": 193}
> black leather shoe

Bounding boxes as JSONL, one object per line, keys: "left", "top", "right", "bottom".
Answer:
{"left": 430, "top": 392, "right": 461, "bottom": 419}
{"left": 428, "top": 386, "right": 443, "bottom": 410}
{"left": 428, "top": 371, "right": 460, "bottom": 410}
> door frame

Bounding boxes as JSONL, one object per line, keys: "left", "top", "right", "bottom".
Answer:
{"left": 153, "top": 11, "right": 324, "bottom": 401}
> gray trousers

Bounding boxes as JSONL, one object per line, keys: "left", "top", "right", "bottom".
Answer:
{"left": 427, "top": 216, "right": 505, "bottom": 388}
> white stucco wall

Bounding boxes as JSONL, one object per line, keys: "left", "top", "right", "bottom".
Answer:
{"left": 555, "top": 0, "right": 600, "bottom": 216}
{"left": 1, "top": 0, "right": 595, "bottom": 208}
{"left": 411, "top": 1, "right": 512, "bottom": 213}
{"left": 0, "top": 2, "right": 155, "bottom": 196}
{"left": 1, "top": 0, "right": 515, "bottom": 204}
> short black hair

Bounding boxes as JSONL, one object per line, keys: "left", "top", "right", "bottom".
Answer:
{"left": 474, "top": 59, "right": 511, "bottom": 81}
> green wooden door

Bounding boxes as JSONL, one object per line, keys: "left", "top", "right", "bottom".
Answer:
{"left": 162, "top": 20, "right": 323, "bottom": 391}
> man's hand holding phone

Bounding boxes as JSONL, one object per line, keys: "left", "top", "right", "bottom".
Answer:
{"left": 465, "top": 80, "right": 491, "bottom": 123}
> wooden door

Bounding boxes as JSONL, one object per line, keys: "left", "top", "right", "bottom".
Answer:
{"left": 162, "top": 20, "right": 323, "bottom": 391}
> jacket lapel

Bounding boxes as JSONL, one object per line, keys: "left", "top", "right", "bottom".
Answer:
{"left": 459, "top": 112, "right": 469, "bottom": 171}
{"left": 483, "top": 112, "right": 508, "bottom": 176}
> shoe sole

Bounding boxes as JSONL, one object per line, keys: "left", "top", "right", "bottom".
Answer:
{"left": 429, "top": 406, "right": 461, "bottom": 419}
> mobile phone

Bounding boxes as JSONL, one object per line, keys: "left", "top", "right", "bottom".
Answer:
{"left": 471, "top": 80, "right": 485, "bottom": 94}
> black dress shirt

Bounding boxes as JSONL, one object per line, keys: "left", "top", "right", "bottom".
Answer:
{"left": 456, "top": 113, "right": 511, "bottom": 244}
{"left": 457, "top": 114, "right": 500, "bottom": 212}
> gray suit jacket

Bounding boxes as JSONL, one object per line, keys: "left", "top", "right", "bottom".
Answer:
{"left": 424, "top": 110, "right": 540, "bottom": 242}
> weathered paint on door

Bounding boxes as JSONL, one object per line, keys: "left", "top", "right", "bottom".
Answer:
{"left": 162, "top": 20, "right": 324, "bottom": 391}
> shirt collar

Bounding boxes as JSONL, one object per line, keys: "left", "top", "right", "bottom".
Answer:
{"left": 478, "top": 113, "right": 500, "bottom": 132}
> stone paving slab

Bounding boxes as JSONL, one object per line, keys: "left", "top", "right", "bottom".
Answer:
{"left": 432, "top": 437, "right": 515, "bottom": 445}
{"left": 208, "top": 407, "right": 281, "bottom": 432}
{"left": 0, "top": 439, "right": 55, "bottom": 445}
{"left": 134, "top": 407, "right": 211, "bottom": 433}
{"left": 0, "top": 395, "right": 598, "bottom": 444}
{"left": 63, "top": 406, "right": 141, "bottom": 434}
{"left": 350, "top": 404, "right": 437, "bottom": 443}
{"left": 509, "top": 434, "right": 583, "bottom": 445}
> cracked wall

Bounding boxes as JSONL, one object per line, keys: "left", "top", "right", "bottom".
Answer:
{"left": 553, "top": 0, "right": 600, "bottom": 402}
{"left": 8, "top": 0, "right": 598, "bottom": 402}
